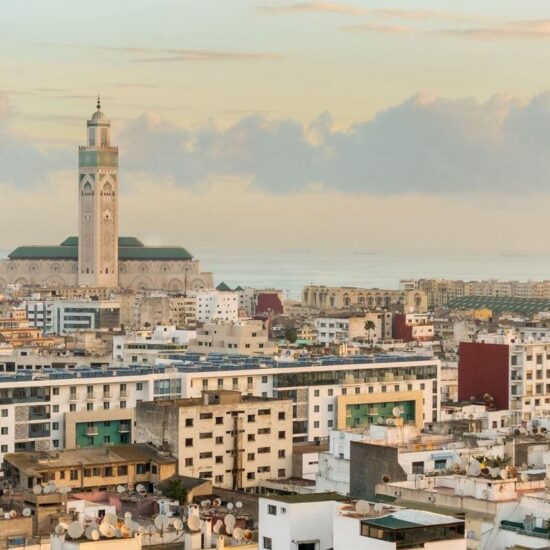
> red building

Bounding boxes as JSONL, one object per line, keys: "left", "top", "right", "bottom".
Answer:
{"left": 458, "top": 341, "right": 510, "bottom": 410}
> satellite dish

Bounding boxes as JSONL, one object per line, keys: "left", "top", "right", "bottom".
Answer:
{"left": 233, "top": 527, "right": 244, "bottom": 541}
{"left": 9, "top": 510, "right": 17, "bottom": 518}
{"left": 235, "top": 501, "right": 243, "bottom": 509}
{"left": 356, "top": 500, "right": 370, "bottom": 515}
{"left": 227, "top": 502, "right": 234, "bottom": 510}
{"left": 243, "top": 529, "right": 253, "bottom": 541}
{"left": 47, "top": 482, "right": 57, "bottom": 494}
{"left": 226, "top": 525, "right": 234, "bottom": 535}
{"left": 377, "top": 417, "right": 385, "bottom": 425}
{"left": 58, "top": 486, "right": 71, "bottom": 494}
{"left": 173, "top": 518, "right": 184, "bottom": 531}
{"left": 521, "top": 472, "right": 529, "bottom": 482}
{"left": 115, "top": 528, "right": 122, "bottom": 538}
{"left": 213, "top": 498, "right": 222, "bottom": 508}
{"left": 22, "top": 508, "right": 31, "bottom": 517}
{"left": 138, "top": 526, "right": 147, "bottom": 535}
{"left": 154, "top": 515, "right": 170, "bottom": 530}
{"left": 3, "top": 513, "right": 9, "bottom": 520}
{"left": 136, "top": 484, "right": 146, "bottom": 494}
{"left": 55, "top": 524, "right": 66, "bottom": 535}
{"left": 224, "top": 514, "right": 236, "bottom": 528}
{"left": 124, "top": 511, "right": 132, "bottom": 520}
{"left": 500, "top": 469, "right": 508, "bottom": 480}
{"left": 120, "top": 525, "right": 131, "bottom": 538}
{"left": 100, "top": 523, "right": 116, "bottom": 538}
{"left": 104, "top": 513, "right": 118, "bottom": 526}
{"left": 32, "top": 485, "right": 42, "bottom": 495}
{"left": 392, "top": 407, "right": 402, "bottom": 417}
{"left": 187, "top": 515, "right": 200, "bottom": 531}
{"left": 67, "top": 521, "right": 84, "bottom": 539}
{"left": 117, "top": 485, "right": 126, "bottom": 494}
{"left": 385, "top": 418, "right": 394, "bottom": 426}
{"left": 213, "top": 520, "right": 222, "bottom": 534}
{"left": 373, "top": 503, "right": 383, "bottom": 512}
{"left": 467, "top": 461, "right": 481, "bottom": 477}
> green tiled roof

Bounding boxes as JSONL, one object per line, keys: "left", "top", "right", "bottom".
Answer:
{"left": 446, "top": 296, "right": 550, "bottom": 315}
{"left": 265, "top": 492, "right": 346, "bottom": 504}
{"left": 363, "top": 516, "right": 421, "bottom": 530}
{"left": 216, "top": 282, "right": 232, "bottom": 291}
{"left": 8, "top": 236, "right": 193, "bottom": 261}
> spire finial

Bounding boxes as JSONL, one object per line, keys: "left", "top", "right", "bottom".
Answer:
{"left": 96, "top": 93, "right": 101, "bottom": 111}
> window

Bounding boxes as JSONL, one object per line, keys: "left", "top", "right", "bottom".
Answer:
{"left": 199, "top": 432, "right": 212, "bottom": 439}
{"left": 215, "top": 455, "right": 223, "bottom": 464}
{"left": 185, "top": 438, "right": 193, "bottom": 447}
{"left": 104, "top": 467, "right": 113, "bottom": 477}
{"left": 258, "top": 447, "right": 270, "bottom": 453}
{"left": 185, "top": 458, "right": 193, "bottom": 467}
{"left": 215, "top": 436, "right": 223, "bottom": 444}
{"left": 1, "top": 445, "right": 7, "bottom": 452}
{"left": 314, "top": 421, "right": 319, "bottom": 428}
{"left": 328, "top": 420, "right": 333, "bottom": 428}
{"left": 118, "top": 466, "right": 128, "bottom": 476}
{"left": 248, "top": 434, "right": 256, "bottom": 442}
{"left": 314, "top": 405, "right": 319, "bottom": 413}
{"left": 87, "top": 403, "right": 93, "bottom": 411}
{"left": 53, "top": 405, "right": 59, "bottom": 413}
{"left": 200, "top": 452, "right": 213, "bottom": 459}
{"left": 0, "top": 410, "right": 7, "bottom": 418}
{"left": 136, "top": 463, "right": 149, "bottom": 474}
{"left": 84, "top": 469, "right": 92, "bottom": 477}
{"left": 53, "top": 388, "right": 59, "bottom": 395}
{"left": 278, "top": 449, "right": 286, "bottom": 458}
{"left": 258, "top": 409, "right": 270, "bottom": 416}
{"left": 258, "top": 428, "right": 271, "bottom": 435}
{"left": 104, "top": 436, "right": 111, "bottom": 444}
{"left": 70, "top": 404, "right": 76, "bottom": 412}
{"left": 52, "top": 422, "right": 59, "bottom": 430}
{"left": 70, "top": 470, "right": 78, "bottom": 480}
{"left": 0, "top": 427, "right": 7, "bottom": 435}
{"left": 278, "top": 468, "right": 286, "bottom": 477}
{"left": 262, "top": 376, "right": 268, "bottom": 383}
{"left": 215, "top": 475, "right": 224, "bottom": 484}
{"left": 103, "top": 402, "right": 110, "bottom": 410}
{"left": 412, "top": 461, "right": 424, "bottom": 475}
{"left": 248, "top": 415, "right": 256, "bottom": 423}
{"left": 328, "top": 389, "right": 334, "bottom": 396}
{"left": 200, "top": 412, "right": 213, "bottom": 420}
{"left": 434, "top": 459, "right": 446, "bottom": 471}
{"left": 278, "top": 411, "right": 285, "bottom": 420}
{"left": 278, "top": 431, "right": 285, "bottom": 439}
{"left": 314, "top": 389, "right": 320, "bottom": 397}
{"left": 137, "top": 383, "right": 143, "bottom": 391}
{"left": 120, "top": 401, "right": 126, "bottom": 409}
{"left": 248, "top": 453, "right": 255, "bottom": 461}
{"left": 185, "top": 418, "right": 193, "bottom": 427}
{"left": 267, "top": 505, "right": 277, "bottom": 515}
{"left": 93, "top": 467, "right": 102, "bottom": 476}
{"left": 59, "top": 470, "right": 65, "bottom": 479}
{"left": 151, "top": 464, "right": 157, "bottom": 474}
{"left": 263, "top": 537, "right": 273, "bottom": 549}
{"left": 215, "top": 416, "right": 223, "bottom": 425}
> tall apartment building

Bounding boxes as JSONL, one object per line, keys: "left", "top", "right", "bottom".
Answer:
{"left": 136, "top": 390, "right": 292, "bottom": 490}
{"left": 0, "top": 353, "right": 440, "bottom": 465}
{"left": 459, "top": 332, "right": 550, "bottom": 423}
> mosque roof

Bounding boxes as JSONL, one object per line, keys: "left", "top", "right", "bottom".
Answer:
{"left": 8, "top": 237, "right": 193, "bottom": 261}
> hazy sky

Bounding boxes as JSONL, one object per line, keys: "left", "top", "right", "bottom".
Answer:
{"left": 2, "top": 0, "right": 550, "bottom": 254}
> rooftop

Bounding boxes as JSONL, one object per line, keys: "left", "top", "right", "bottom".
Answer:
{"left": 263, "top": 492, "right": 347, "bottom": 504}
{"left": 363, "top": 508, "right": 463, "bottom": 529}
{"left": 446, "top": 295, "right": 550, "bottom": 314}
{"left": 8, "top": 236, "right": 193, "bottom": 261}
{"left": 4, "top": 443, "right": 175, "bottom": 475}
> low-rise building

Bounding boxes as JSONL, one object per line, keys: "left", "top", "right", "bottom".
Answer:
{"left": 187, "top": 320, "right": 276, "bottom": 356}
{"left": 3, "top": 443, "right": 177, "bottom": 492}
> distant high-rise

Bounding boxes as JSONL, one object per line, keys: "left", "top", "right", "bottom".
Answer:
{"left": 78, "top": 96, "right": 119, "bottom": 287}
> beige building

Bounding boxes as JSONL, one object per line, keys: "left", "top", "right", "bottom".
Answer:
{"left": 3, "top": 443, "right": 177, "bottom": 492}
{"left": 135, "top": 391, "right": 293, "bottom": 490}
{"left": 0, "top": 102, "right": 213, "bottom": 292}
{"left": 302, "top": 285, "right": 427, "bottom": 313}
{"left": 188, "top": 320, "right": 276, "bottom": 356}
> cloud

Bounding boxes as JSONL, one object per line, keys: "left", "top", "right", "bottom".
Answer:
{"left": 114, "top": 92, "right": 550, "bottom": 195}
{"left": 435, "top": 19, "right": 550, "bottom": 41}
{"left": 343, "top": 23, "right": 414, "bottom": 35}
{"left": 42, "top": 43, "right": 283, "bottom": 62}
{"left": 259, "top": 2, "right": 484, "bottom": 23}
{"left": 0, "top": 94, "right": 72, "bottom": 185}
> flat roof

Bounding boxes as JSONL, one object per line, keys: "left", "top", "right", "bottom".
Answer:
{"left": 446, "top": 296, "right": 550, "bottom": 314}
{"left": 364, "top": 509, "right": 463, "bottom": 530}
{"left": 5, "top": 443, "right": 175, "bottom": 475}
{"left": 263, "top": 492, "right": 347, "bottom": 504}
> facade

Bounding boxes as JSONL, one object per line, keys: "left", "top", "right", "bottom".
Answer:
{"left": 302, "top": 285, "right": 427, "bottom": 313}
{"left": 458, "top": 333, "right": 550, "bottom": 423}
{"left": 0, "top": 353, "right": 440, "bottom": 465}
{"left": 135, "top": 391, "right": 293, "bottom": 490}
{"left": 392, "top": 313, "right": 435, "bottom": 342}
{"left": 0, "top": 103, "right": 213, "bottom": 292}
{"left": 49, "top": 299, "right": 120, "bottom": 334}
{"left": 187, "top": 320, "right": 276, "bottom": 356}
{"left": 3, "top": 443, "right": 176, "bottom": 491}
{"left": 196, "top": 290, "right": 239, "bottom": 323}
{"left": 314, "top": 316, "right": 370, "bottom": 345}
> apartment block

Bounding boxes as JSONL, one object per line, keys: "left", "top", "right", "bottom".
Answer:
{"left": 135, "top": 390, "right": 293, "bottom": 490}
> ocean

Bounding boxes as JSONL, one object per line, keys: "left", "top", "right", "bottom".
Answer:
{"left": 3, "top": 249, "right": 550, "bottom": 300}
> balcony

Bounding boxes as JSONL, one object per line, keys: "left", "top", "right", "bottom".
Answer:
{"left": 86, "top": 426, "right": 98, "bottom": 436}
{"left": 103, "top": 392, "right": 112, "bottom": 399}
{"left": 69, "top": 394, "right": 78, "bottom": 402}
{"left": 118, "top": 423, "right": 131, "bottom": 433}
{"left": 120, "top": 390, "right": 128, "bottom": 398}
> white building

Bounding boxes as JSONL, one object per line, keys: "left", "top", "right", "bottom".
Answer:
{"left": 259, "top": 494, "right": 465, "bottom": 550}
{"left": 50, "top": 300, "right": 121, "bottom": 334}
{"left": 196, "top": 290, "right": 239, "bottom": 323}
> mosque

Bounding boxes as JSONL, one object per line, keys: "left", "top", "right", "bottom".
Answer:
{"left": 0, "top": 100, "right": 213, "bottom": 292}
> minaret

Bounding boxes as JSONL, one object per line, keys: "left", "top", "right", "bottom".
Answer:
{"left": 78, "top": 96, "right": 119, "bottom": 287}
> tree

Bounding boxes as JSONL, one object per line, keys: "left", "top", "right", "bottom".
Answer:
{"left": 284, "top": 327, "right": 297, "bottom": 344}
{"left": 364, "top": 320, "right": 376, "bottom": 349}
{"left": 161, "top": 477, "right": 188, "bottom": 504}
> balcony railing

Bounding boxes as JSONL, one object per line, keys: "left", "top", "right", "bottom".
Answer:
{"left": 86, "top": 427, "right": 98, "bottom": 436}
{"left": 118, "top": 424, "right": 131, "bottom": 433}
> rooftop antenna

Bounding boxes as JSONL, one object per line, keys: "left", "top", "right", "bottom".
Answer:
{"left": 97, "top": 93, "right": 101, "bottom": 111}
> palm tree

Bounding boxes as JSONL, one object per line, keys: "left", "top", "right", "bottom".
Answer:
{"left": 364, "top": 320, "right": 376, "bottom": 349}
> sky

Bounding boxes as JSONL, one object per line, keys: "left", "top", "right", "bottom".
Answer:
{"left": 2, "top": 0, "right": 550, "bottom": 254}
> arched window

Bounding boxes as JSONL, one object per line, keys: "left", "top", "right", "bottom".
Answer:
{"left": 82, "top": 182, "right": 93, "bottom": 196}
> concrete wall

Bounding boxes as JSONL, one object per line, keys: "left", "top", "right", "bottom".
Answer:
{"left": 350, "top": 442, "right": 406, "bottom": 500}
